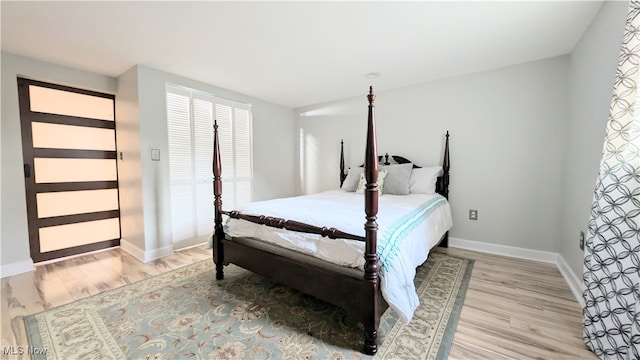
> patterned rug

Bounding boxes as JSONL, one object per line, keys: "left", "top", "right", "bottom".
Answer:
{"left": 24, "top": 250, "right": 473, "bottom": 359}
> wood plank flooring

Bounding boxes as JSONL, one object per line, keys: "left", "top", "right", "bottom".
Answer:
{"left": 1, "top": 245, "right": 595, "bottom": 359}
{"left": 442, "top": 247, "right": 594, "bottom": 360}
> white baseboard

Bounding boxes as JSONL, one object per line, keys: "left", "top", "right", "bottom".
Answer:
{"left": 119, "top": 239, "right": 145, "bottom": 261}
{"left": 449, "top": 237, "right": 584, "bottom": 306}
{"left": 120, "top": 239, "right": 174, "bottom": 263}
{"left": 1, "top": 259, "right": 35, "bottom": 278}
{"left": 449, "top": 237, "right": 558, "bottom": 263}
{"left": 1, "top": 240, "right": 179, "bottom": 278}
{"left": 173, "top": 236, "right": 207, "bottom": 251}
{"left": 556, "top": 254, "right": 586, "bottom": 307}
{"left": 144, "top": 245, "right": 174, "bottom": 262}
{"left": 179, "top": 241, "right": 209, "bottom": 251}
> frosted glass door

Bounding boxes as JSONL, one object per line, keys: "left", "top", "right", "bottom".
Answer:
{"left": 18, "top": 78, "right": 120, "bottom": 263}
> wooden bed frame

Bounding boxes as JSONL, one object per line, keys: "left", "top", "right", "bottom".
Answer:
{"left": 212, "top": 87, "right": 450, "bottom": 354}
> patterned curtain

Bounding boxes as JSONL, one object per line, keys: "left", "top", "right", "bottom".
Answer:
{"left": 583, "top": 1, "right": 640, "bottom": 359}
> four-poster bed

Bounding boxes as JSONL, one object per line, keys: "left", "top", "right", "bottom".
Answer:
{"left": 212, "top": 87, "right": 451, "bottom": 354}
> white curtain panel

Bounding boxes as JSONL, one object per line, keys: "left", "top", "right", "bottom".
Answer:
{"left": 583, "top": 1, "right": 640, "bottom": 359}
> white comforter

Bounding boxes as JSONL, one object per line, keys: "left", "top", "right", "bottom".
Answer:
{"left": 224, "top": 190, "right": 452, "bottom": 322}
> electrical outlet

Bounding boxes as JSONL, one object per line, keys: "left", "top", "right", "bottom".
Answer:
{"left": 579, "top": 231, "right": 585, "bottom": 250}
{"left": 469, "top": 209, "right": 478, "bottom": 221}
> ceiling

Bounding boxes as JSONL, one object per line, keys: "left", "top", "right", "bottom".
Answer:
{"left": 1, "top": 1, "right": 603, "bottom": 108}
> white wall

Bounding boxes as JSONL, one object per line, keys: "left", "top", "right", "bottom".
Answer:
{"left": 560, "top": 1, "right": 627, "bottom": 278}
{"left": 1, "top": 52, "right": 117, "bottom": 275}
{"left": 2, "top": 1, "right": 626, "bottom": 275}
{"left": 297, "top": 56, "right": 570, "bottom": 253}
{"left": 118, "top": 65, "right": 297, "bottom": 259}
{"left": 1, "top": 54, "right": 296, "bottom": 272}
{"left": 114, "top": 66, "right": 146, "bottom": 255}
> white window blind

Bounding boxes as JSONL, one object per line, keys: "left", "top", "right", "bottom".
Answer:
{"left": 166, "top": 85, "right": 253, "bottom": 245}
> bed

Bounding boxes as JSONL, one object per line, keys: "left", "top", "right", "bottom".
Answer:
{"left": 212, "top": 87, "right": 451, "bottom": 354}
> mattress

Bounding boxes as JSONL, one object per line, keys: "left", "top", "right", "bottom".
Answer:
{"left": 223, "top": 190, "right": 453, "bottom": 322}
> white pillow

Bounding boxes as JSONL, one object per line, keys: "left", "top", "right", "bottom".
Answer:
{"left": 356, "top": 170, "right": 387, "bottom": 194}
{"left": 380, "top": 163, "right": 413, "bottom": 195}
{"left": 341, "top": 168, "right": 363, "bottom": 192}
{"left": 409, "top": 166, "right": 442, "bottom": 194}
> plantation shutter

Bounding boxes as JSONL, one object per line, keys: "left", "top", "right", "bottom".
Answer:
{"left": 166, "top": 85, "right": 252, "bottom": 246}
{"left": 166, "top": 88, "right": 196, "bottom": 244}
{"left": 192, "top": 93, "right": 214, "bottom": 238}
{"left": 215, "top": 100, "right": 253, "bottom": 209}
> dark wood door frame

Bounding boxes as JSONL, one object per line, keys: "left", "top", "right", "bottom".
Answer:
{"left": 17, "top": 78, "right": 121, "bottom": 263}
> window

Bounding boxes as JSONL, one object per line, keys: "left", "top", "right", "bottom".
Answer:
{"left": 166, "top": 84, "right": 252, "bottom": 245}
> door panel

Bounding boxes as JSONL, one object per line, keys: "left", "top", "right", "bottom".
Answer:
{"left": 33, "top": 158, "right": 118, "bottom": 183}
{"left": 36, "top": 189, "right": 119, "bottom": 218}
{"left": 18, "top": 78, "right": 120, "bottom": 262}
{"left": 32, "top": 122, "right": 116, "bottom": 150}
{"left": 28, "top": 84, "right": 115, "bottom": 120}
{"left": 38, "top": 218, "right": 121, "bottom": 252}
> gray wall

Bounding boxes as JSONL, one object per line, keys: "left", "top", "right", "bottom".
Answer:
{"left": 297, "top": 56, "right": 570, "bottom": 253}
{"left": 295, "top": 0, "right": 629, "bottom": 271}
{"left": 0, "top": 0, "right": 628, "bottom": 276}
{"left": 114, "top": 66, "right": 146, "bottom": 256}
{"left": 560, "top": 0, "right": 627, "bottom": 278}
{"left": 1, "top": 52, "right": 117, "bottom": 273}
{"left": 121, "top": 65, "right": 298, "bottom": 259}
{"left": 1, "top": 54, "right": 296, "bottom": 271}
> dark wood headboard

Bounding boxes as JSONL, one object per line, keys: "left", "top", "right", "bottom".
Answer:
{"left": 339, "top": 131, "right": 450, "bottom": 199}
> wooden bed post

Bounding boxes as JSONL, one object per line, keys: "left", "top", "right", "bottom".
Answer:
{"left": 440, "top": 131, "right": 451, "bottom": 247}
{"left": 340, "top": 139, "right": 346, "bottom": 187}
{"left": 363, "top": 86, "right": 381, "bottom": 355}
{"left": 213, "top": 120, "right": 224, "bottom": 280}
{"left": 442, "top": 131, "right": 450, "bottom": 199}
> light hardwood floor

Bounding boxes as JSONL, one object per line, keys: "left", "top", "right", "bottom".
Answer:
{"left": 1, "top": 245, "right": 595, "bottom": 359}
{"left": 442, "top": 247, "right": 595, "bottom": 359}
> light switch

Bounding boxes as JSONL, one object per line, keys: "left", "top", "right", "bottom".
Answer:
{"left": 151, "top": 149, "right": 160, "bottom": 161}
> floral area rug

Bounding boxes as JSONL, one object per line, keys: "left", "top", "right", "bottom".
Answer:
{"left": 24, "top": 250, "right": 473, "bottom": 360}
